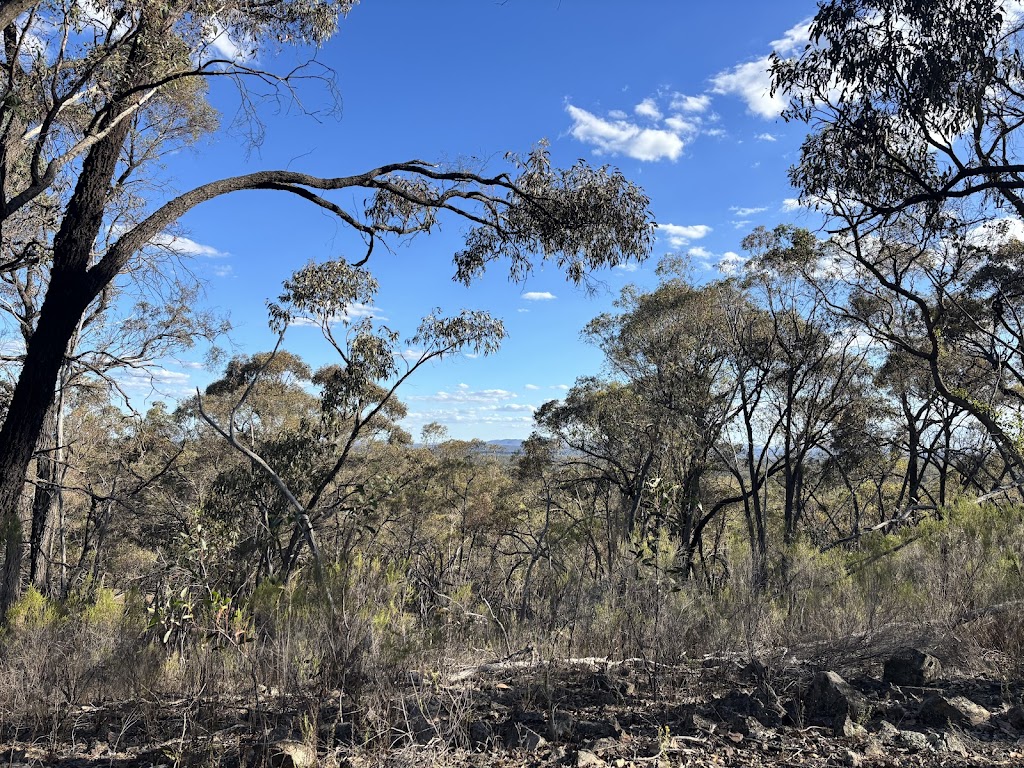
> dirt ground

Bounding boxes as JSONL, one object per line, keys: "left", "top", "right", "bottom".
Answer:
{"left": 2, "top": 650, "right": 1023, "bottom": 767}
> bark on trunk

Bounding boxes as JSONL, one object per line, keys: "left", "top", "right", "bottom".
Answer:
{"left": 29, "top": 397, "right": 63, "bottom": 593}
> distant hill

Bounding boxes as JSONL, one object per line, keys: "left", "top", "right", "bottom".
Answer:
{"left": 484, "top": 439, "right": 523, "bottom": 454}
{"left": 412, "top": 439, "right": 524, "bottom": 454}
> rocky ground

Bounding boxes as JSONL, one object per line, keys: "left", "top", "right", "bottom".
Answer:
{"left": 2, "top": 647, "right": 1023, "bottom": 767}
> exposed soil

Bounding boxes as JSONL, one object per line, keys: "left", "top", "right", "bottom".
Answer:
{"left": 2, "top": 652, "right": 1023, "bottom": 767}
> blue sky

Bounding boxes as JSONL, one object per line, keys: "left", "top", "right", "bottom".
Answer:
{"left": 139, "top": 0, "right": 825, "bottom": 440}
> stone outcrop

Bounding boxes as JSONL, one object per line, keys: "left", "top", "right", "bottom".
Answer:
{"left": 918, "top": 694, "right": 990, "bottom": 728}
{"left": 804, "top": 671, "right": 870, "bottom": 724}
{"left": 882, "top": 647, "right": 941, "bottom": 687}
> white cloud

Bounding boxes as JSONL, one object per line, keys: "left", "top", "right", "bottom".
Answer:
{"left": 732, "top": 219, "right": 752, "bottom": 230}
{"left": 771, "top": 20, "right": 814, "bottom": 57}
{"left": 290, "top": 302, "right": 385, "bottom": 327}
{"left": 525, "top": 384, "right": 540, "bottom": 390}
{"left": 658, "top": 223, "right": 711, "bottom": 248}
{"left": 710, "top": 58, "right": 782, "bottom": 119}
{"left": 553, "top": 384, "right": 570, "bottom": 391}
{"left": 211, "top": 264, "right": 234, "bottom": 278}
{"left": 608, "top": 109, "right": 628, "bottom": 119}
{"left": 517, "top": 308, "right": 530, "bottom": 313}
{"left": 119, "top": 367, "right": 192, "bottom": 397}
{"left": 671, "top": 93, "right": 712, "bottom": 113}
{"left": 342, "top": 302, "right": 381, "bottom": 320}
{"left": 566, "top": 104, "right": 686, "bottom": 162}
{"left": 718, "top": 251, "right": 747, "bottom": 276}
{"left": 77, "top": 0, "right": 131, "bottom": 38}
{"left": 614, "top": 262, "right": 639, "bottom": 272}
{"left": 150, "top": 233, "right": 227, "bottom": 258}
{"left": 967, "top": 217, "right": 1024, "bottom": 247}
{"left": 731, "top": 206, "right": 768, "bottom": 217}
{"left": 710, "top": 20, "right": 812, "bottom": 119}
{"left": 409, "top": 388, "right": 518, "bottom": 404}
{"left": 664, "top": 115, "right": 699, "bottom": 135}
{"left": 705, "top": 127, "right": 726, "bottom": 138}
{"left": 18, "top": 31, "right": 46, "bottom": 62}
{"left": 756, "top": 133, "right": 777, "bottom": 142}
{"left": 522, "top": 291, "right": 557, "bottom": 301}
{"left": 205, "top": 19, "right": 253, "bottom": 62}
{"left": 634, "top": 98, "right": 662, "bottom": 120}
{"left": 688, "top": 246, "right": 712, "bottom": 259}
{"left": 782, "top": 194, "right": 828, "bottom": 212}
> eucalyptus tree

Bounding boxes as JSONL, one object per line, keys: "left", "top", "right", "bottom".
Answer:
{"left": 772, "top": 0, "right": 1024, "bottom": 221}
{"left": 535, "top": 378, "right": 656, "bottom": 546}
{"left": 742, "top": 226, "right": 875, "bottom": 545}
{"left": 772, "top": 0, "right": 1024, "bottom": 470}
{"left": 195, "top": 259, "right": 508, "bottom": 581}
{"left": 0, "top": 0, "right": 654, "bottom": 610}
{"left": 579, "top": 276, "right": 745, "bottom": 577}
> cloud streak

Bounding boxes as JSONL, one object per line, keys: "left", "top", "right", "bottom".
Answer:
{"left": 289, "top": 302, "right": 385, "bottom": 327}
{"left": 150, "top": 233, "right": 227, "bottom": 258}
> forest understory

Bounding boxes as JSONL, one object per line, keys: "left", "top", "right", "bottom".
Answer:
{"left": 1, "top": 643, "right": 1023, "bottom": 767}
{"left": 1, "top": 489, "right": 1023, "bottom": 768}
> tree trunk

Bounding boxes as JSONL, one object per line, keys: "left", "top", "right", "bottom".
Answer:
{"left": 29, "top": 395, "right": 65, "bottom": 593}
{"left": 0, "top": 78, "right": 136, "bottom": 613}
{"left": 0, "top": 275, "right": 92, "bottom": 610}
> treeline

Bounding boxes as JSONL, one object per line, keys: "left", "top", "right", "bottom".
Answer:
{"left": 3, "top": 223, "right": 1024, "bottom": 691}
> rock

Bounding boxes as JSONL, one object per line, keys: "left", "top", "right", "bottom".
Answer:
{"left": 269, "top": 741, "right": 316, "bottom": 768}
{"left": 687, "top": 712, "right": 718, "bottom": 735}
{"left": 932, "top": 730, "right": 969, "bottom": 755}
{"left": 863, "top": 736, "right": 887, "bottom": 759}
{"left": 834, "top": 714, "right": 868, "bottom": 739}
{"left": 468, "top": 719, "right": 491, "bottom": 748}
{"left": 883, "top": 647, "right": 941, "bottom": 687}
{"left": 576, "top": 750, "right": 608, "bottom": 768}
{"left": 574, "top": 718, "right": 621, "bottom": 741}
{"left": 594, "top": 672, "right": 635, "bottom": 699}
{"left": 875, "top": 719, "right": 900, "bottom": 744}
{"left": 918, "top": 694, "right": 990, "bottom": 728}
{"left": 549, "top": 711, "right": 575, "bottom": 741}
{"left": 1004, "top": 704, "right": 1024, "bottom": 730}
{"left": 842, "top": 749, "right": 863, "bottom": 767}
{"left": 498, "top": 721, "right": 547, "bottom": 752}
{"left": 321, "top": 720, "right": 353, "bottom": 745}
{"left": 898, "top": 730, "right": 932, "bottom": 752}
{"left": 804, "top": 671, "right": 870, "bottom": 724}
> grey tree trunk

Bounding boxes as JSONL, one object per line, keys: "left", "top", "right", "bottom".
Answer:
{"left": 30, "top": 393, "right": 65, "bottom": 594}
